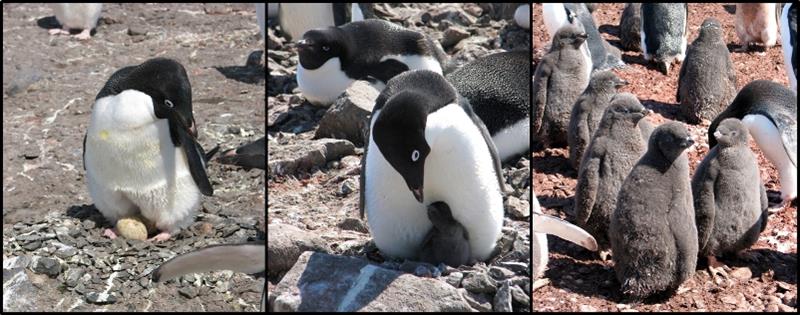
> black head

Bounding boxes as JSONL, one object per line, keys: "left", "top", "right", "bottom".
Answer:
{"left": 698, "top": 18, "right": 723, "bottom": 41}
{"left": 649, "top": 121, "right": 694, "bottom": 159}
{"left": 607, "top": 93, "right": 649, "bottom": 124}
{"left": 297, "top": 27, "right": 348, "bottom": 70}
{"left": 372, "top": 91, "right": 433, "bottom": 203}
{"left": 427, "top": 201, "right": 454, "bottom": 226}
{"left": 714, "top": 118, "right": 749, "bottom": 147}
{"left": 590, "top": 70, "right": 628, "bottom": 92}
{"left": 552, "top": 24, "right": 588, "bottom": 50}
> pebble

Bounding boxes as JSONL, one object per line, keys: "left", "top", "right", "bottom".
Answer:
{"left": 580, "top": 305, "right": 598, "bottom": 312}
{"left": 729, "top": 267, "right": 752, "bottom": 280}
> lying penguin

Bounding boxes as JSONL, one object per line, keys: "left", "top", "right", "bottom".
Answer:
{"left": 360, "top": 69, "right": 506, "bottom": 262}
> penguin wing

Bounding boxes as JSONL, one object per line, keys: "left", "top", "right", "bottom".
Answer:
{"left": 152, "top": 241, "right": 265, "bottom": 282}
{"left": 693, "top": 156, "right": 719, "bottom": 253}
{"left": 82, "top": 133, "right": 87, "bottom": 170}
{"left": 757, "top": 109, "right": 798, "bottom": 167}
{"left": 217, "top": 137, "right": 266, "bottom": 170}
{"left": 359, "top": 140, "right": 367, "bottom": 219}
{"left": 369, "top": 59, "right": 411, "bottom": 84}
{"left": 533, "top": 213, "right": 598, "bottom": 251}
{"left": 179, "top": 129, "right": 214, "bottom": 196}
{"left": 460, "top": 96, "right": 507, "bottom": 193}
{"left": 532, "top": 59, "right": 553, "bottom": 134}
{"left": 574, "top": 154, "right": 601, "bottom": 226}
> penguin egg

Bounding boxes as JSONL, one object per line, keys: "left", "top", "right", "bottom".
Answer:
{"left": 116, "top": 217, "right": 149, "bottom": 240}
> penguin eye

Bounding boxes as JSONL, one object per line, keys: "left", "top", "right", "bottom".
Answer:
{"left": 411, "top": 150, "right": 420, "bottom": 162}
{"left": 322, "top": 45, "right": 330, "bottom": 52}
{"left": 165, "top": 100, "right": 174, "bottom": 108}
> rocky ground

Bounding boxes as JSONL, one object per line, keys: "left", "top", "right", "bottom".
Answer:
{"left": 533, "top": 3, "right": 797, "bottom": 312}
{"left": 267, "top": 3, "right": 532, "bottom": 312}
{"left": 3, "top": 3, "right": 265, "bottom": 312}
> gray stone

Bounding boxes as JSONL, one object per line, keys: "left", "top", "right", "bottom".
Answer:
{"left": 462, "top": 270, "right": 497, "bottom": 294}
{"left": 270, "top": 251, "right": 471, "bottom": 311}
{"left": 493, "top": 280, "right": 513, "bottom": 312}
{"left": 488, "top": 266, "right": 515, "bottom": 280}
{"left": 268, "top": 137, "right": 356, "bottom": 176}
{"left": 86, "top": 292, "right": 117, "bottom": 304}
{"left": 458, "top": 288, "right": 492, "bottom": 312}
{"left": 337, "top": 218, "right": 368, "bottom": 233}
{"left": 441, "top": 26, "right": 470, "bottom": 48}
{"left": 340, "top": 178, "right": 358, "bottom": 196}
{"left": 509, "top": 284, "right": 530, "bottom": 307}
{"left": 30, "top": 256, "right": 61, "bottom": 277}
{"left": 64, "top": 268, "right": 86, "bottom": 287}
{"left": 445, "top": 271, "right": 464, "bottom": 288}
{"left": 505, "top": 196, "right": 530, "bottom": 219}
{"left": 314, "top": 81, "right": 379, "bottom": 147}
{"left": 267, "top": 223, "right": 329, "bottom": 275}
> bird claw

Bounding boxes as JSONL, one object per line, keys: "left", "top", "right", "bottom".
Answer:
{"left": 148, "top": 232, "right": 172, "bottom": 242}
{"left": 103, "top": 228, "right": 118, "bottom": 239}
{"left": 73, "top": 29, "right": 92, "bottom": 40}
{"left": 49, "top": 28, "right": 69, "bottom": 35}
{"left": 707, "top": 256, "right": 730, "bottom": 286}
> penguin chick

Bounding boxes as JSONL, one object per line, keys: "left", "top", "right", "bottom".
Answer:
{"left": 574, "top": 93, "right": 650, "bottom": 259}
{"left": 619, "top": 3, "right": 642, "bottom": 51}
{"left": 418, "top": 201, "right": 471, "bottom": 268}
{"left": 533, "top": 24, "right": 591, "bottom": 148}
{"left": 568, "top": 70, "right": 629, "bottom": 170}
{"left": 49, "top": 3, "right": 103, "bottom": 40}
{"left": 708, "top": 80, "right": 797, "bottom": 205}
{"left": 693, "top": 118, "right": 768, "bottom": 279}
{"left": 677, "top": 18, "right": 737, "bottom": 124}
{"left": 640, "top": 3, "right": 689, "bottom": 74}
{"left": 735, "top": 3, "right": 779, "bottom": 51}
{"left": 610, "top": 122, "right": 697, "bottom": 299}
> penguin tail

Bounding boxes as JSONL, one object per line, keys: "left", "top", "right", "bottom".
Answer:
{"left": 656, "top": 60, "right": 670, "bottom": 75}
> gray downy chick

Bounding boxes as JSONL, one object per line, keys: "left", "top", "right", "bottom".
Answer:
{"left": 573, "top": 93, "right": 649, "bottom": 260}
{"left": 418, "top": 201, "right": 471, "bottom": 268}
{"left": 610, "top": 121, "right": 697, "bottom": 299}
{"left": 677, "top": 18, "right": 737, "bottom": 124}
{"left": 620, "top": 3, "right": 642, "bottom": 51}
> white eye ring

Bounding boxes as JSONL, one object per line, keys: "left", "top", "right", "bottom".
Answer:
{"left": 322, "top": 45, "right": 330, "bottom": 51}
{"left": 411, "top": 150, "right": 420, "bottom": 162}
{"left": 165, "top": 100, "right": 174, "bottom": 108}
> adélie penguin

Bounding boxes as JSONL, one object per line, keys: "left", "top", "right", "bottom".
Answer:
{"left": 84, "top": 58, "right": 214, "bottom": 242}
{"left": 49, "top": 3, "right": 103, "bottom": 40}
{"left": 446, "top": 51, "right": 530, "bottom": 162}
{"left": 297, "top": 19, "right": 446, "bottom": 106}
{"left": 708, "top": 80, "right": 797, "bottom": 207}
{"left": 360, "top": 70, "right": 506, "bottom": 261}
{"left": 780, "top": 3, "right": 797, "bottom": 91}
{"left": 153, "top": 241, "right": 266, "bottom": 311}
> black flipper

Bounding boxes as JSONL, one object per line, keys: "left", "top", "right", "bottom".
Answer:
{"left": 168, "top": 111, "right": 214, "bottom": 196}
{"left": 217, "top": 137, "right": 266, "bottom": 170}
{"left": 459, "top": 96, "right": 507, "bottom": 194}
{"left": 369, "top": 59, "right": 410, "bottom": 83}
{"left": 82, "top": 133, "right": 87, "bottom": 170}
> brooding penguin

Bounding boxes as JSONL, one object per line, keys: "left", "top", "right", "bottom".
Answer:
{"left": 780, "top": 3, "right": 797, "bottom": 91}
{"left": 360, "top": 70, "right": 506, "bottom": 261}
{"left": 48, "top": 3, "right": 103, "bottom": 40}
{"left": 708, "top": 80, "right": 797, "bottom": 206}
{"left": 296, "top": 19, "right": 446, "bottom": 106}
{"left": 84, "top": 58, "right": 214, "bottom": 242}
{"left": 153, "top": 241, "right": 266, "bottom": 311}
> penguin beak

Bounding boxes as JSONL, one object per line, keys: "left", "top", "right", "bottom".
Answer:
{"left": 713, "top": 131, "right": 722, "bottom": 139}
{"left": 411, "top": 188, "right": 424, "bottom": 203}
{"left": 297, "top": 39, "right": 310, "bottom": 50}
{"left": 680, "top": 136, "right": 695, "bottom": 148}
{"left": 616, "top": 80, "right": 629, "bottom": 88}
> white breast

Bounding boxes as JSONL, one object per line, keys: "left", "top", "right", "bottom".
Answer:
{"left": 780, "top": 3, "right": 796, "bottom": 91}
{"left": 365, "top": 105, "right": 504, "bottom": 261}
{"left": 514, "top": 4, "right": 531, "bottom": 30}
{"left": 379, "top": 54, "right": 443, "bottom": 75}
{"left": 542, "top": 3, "right": 568, "bottom": 41}
{"left": 51, "top": 3, "right": 102, "bottom": 30}
{"left": 742, "top": 114, "right": 797, "bottom": 201}
{"left": 279, "top": 3, "right": 336, "bottom": 41}
{"left": 84, "top": 90, "right": 200, "bottom": 232}
{"left": 297, "top": 57, "right": 355, "bottom": 106}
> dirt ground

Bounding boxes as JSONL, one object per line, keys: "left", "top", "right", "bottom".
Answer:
{"left": 533, "top": 3, "right": 797, "bottom": 312}
{"left": 3, "top": 3, "right": 264, "bottom": 311}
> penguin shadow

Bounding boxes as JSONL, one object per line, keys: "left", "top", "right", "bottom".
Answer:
{"left": 36, "top": 16, "right": 97, "bottom": 37}
{"left": 531, "top": 148, "right": 576, "bottom": 177}
{"left": 294, "top": 252, "right": 401, "bottom": 311}
{"left": 639, "top": 99, "right": 684, "bottom": 122}
{"left": 726, "top": 42, "right": 769, "bottom": 54}
{"left": 597, "top": 24, "right": 620, "bottom": 39}
{"left": 268, "top": 101, "right": 326, "bottom": 134}
{"left": 214, "top": 50, "right": 266, "bottom": 84}
{"left": 544, "top": 236, "right": 617, "bottom": 299}
{"left": 723, "top": 4, "right": 736, "bottom": 15}
{"left": 65, "top": 204, "right": 114, "bottom": 232}
{"left": 537, "top": 196, "right": 574, "bottom": 214}
{"left": 703, "top": 249, "right": 798, "bottom": 285}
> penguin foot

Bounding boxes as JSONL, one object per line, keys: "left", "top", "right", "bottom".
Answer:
{"left": 599, "top": 249, "right": 612, "bottom": 261}
{"left": 532, "top": 278, "right": 550, "bottom": 292}
{"left": 73, "top": 29, "right": 92, "bottom": 40}
{"left": 707, "top": 256, "right": 730, "bottom": 286}
{"left": 103, "top": 228, "right": 118, "bottom": 239}
{"left": 49, "top": 28, "right": 69, "bottom": 35}
{"left": 148, "top": 231, "right": 172, "bottom": 242}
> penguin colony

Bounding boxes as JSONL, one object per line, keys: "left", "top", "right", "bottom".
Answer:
{"left": 534, "top": 3, "right": 797, "bottom": 302}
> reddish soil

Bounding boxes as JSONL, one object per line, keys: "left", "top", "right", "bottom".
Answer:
{"left": 533, "top": 3, "right": 796, "bottom": 312}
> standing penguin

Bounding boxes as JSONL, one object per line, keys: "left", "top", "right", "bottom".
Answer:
{"left": 619, "top": 3, "right": 642, "bottom": 52}
{"left": 610, "top": 122, "right": 697, "bottom": 299}
{"left": 693, "top": 118, "right": 769, "bottom": 280}
{"left": 446, "top": 51, "right": 530, "bottom": 162}
{"left": 297, "top": 19, "right": 446, "bottom": 106}
{"left": 677, "top": 18, "right": 737, "bottom": 124}
{"left": 276, "top": 3, "right": 374, "bottom": 41}
{"left": 542, "top": 3, "right": 623, "bottom": 70}
{"left": 708, "top": 80, "right": 797, "bottom": 206}
{"left": 780, "top": 3, "right": 797, "bottom": 91}
{"left": 418, "top": 201, "right": 471, "bottom": 267}
{"left": 735, "top": 3, "right": 779, "bottom": 52}
{"left": 573, "top": 93, "right": 650, "bottom": 260}
{"left": 48, "top": 3, "right": 103, "bottom": 40}
{"left": 533, "top": 24, "right": 591, "bottom": 148}
{"left": 640, "top": 3, "right": 689, "bottom": 75}
{"left": 360, "top": 70, "right": 506, "bottom": 261}
{"left": 567, "top": 70, "right": 628, "bottom": 169}
{"left": 84, "top": 58, "right": 214, "bottom": 242}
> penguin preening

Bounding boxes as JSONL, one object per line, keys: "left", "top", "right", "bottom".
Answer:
{"left": 153, "top": 241, "right": 266, "bottom": 311}
{"left": 84, "top": 58, "right": 214, "bottom": 242}
{"left": 360, "top": 70, "right": 505, "bottom": 261}
{"left": 48, "top": 3, "right": 103, "bottom": 40}
{"left": 296, "top": 19, "right": 446, "bottom": 106}
{"left": 708, "top": 80, "right": 797, "bottom": 206}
